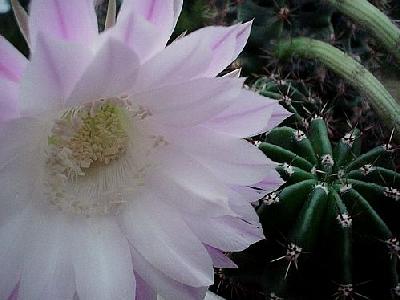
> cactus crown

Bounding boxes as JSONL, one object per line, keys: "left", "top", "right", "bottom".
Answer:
{"left": 257, "top": 119, "right": 399, "bottom": 299}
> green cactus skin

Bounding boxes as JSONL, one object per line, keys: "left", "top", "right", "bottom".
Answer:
{"left": 325, "top": 0, "right": 400, "bottom": 64}
{"left": 275, "top": 37, "right": 400, "bottom": 142}
{"left": 258, "top": 121, "right": 399, "bottom": 299}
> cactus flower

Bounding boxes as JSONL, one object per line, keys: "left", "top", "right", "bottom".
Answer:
{"left": 0, "top": 0, "right": 289, "bottom": 299}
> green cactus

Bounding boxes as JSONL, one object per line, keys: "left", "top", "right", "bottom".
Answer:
{"left": 235, "top": 0, "right": 400, "bottom": 144}
{"left": 252, "top": 76, "right": 360, "bottom": 140}
{"left": 274, "top": 37, "right": 400, "bottom": 140}
{"left": 255, "top": 119, "right": 399, "bottom": 299}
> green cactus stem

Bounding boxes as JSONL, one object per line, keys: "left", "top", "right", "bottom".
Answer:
{"left": 275, "top": 37, "right": 400, "bottom": 141}
{"left": 325, "top": 0, "right": 400, "bottom": 64}
{"left": 257, "top": 119, "right": 399, "bottom": 298}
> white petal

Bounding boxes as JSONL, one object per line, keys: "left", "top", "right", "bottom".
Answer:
{"left": 161, "top": 126, "right": 272, "bottom": 185}
{"left": 0, "top": 209, "right": 32, "bottom": 300}
{"left": 0, "top": 79, "right": 19, "bottom": 122}
{"left": 108, "top": 11, "right": 166, "bottom": 62}
{"left": 7, "top": 284, "right": 19, "bottom": 300}
{"left": 134, "top": 78, "right": 243, "bottom": 127}
{"left": 253, "top": 172, "right": 285, "bottom": 193}
{"left": 227, "top": 188, "right": 259, "bottom": 223}
{"left": 135, "top": 273, "right": 157, "bottom": 300}
{"left": 204, "top": 291, "right": 226, "bottom": 300}
{"left": 0, "top": 35, "right": 27, "bottom": 82}
{"left": 205, "top": 245, "right": 237, "bottom": 269}
{"left": 113, "top": 0, "right": 177, "bottom": 61}
{"left": 19, "top": 210, "right": 75, "bottom": 300}
{"left": 205, "top": 90, "right": 288, "bottom": 138}
{"left": 150, "top": 171, "right": 235, "bottom": 218}
{"left": 130, "top": 246, "right": 208, "bottom": 300}
{"left": 173, "top": 0, "right": 183, "bottom": 28}
{"left": 0, "top": 117, "right": 44, "bottom": 227}
{"left": 71, "top": 217, "right": 135, "bottom": 300}
{"left": 19, "top": 34, "right": 92, "bottom": 115}
{"left": 198, "top": 22, "right": 252, "bottom": 77}
{"left": 153, "top": 147, "right": 233, "bottom": 216}
{"left": 29, "top": 0, "right": 98, "bottom": 49}
{"left": 133, "top": 34, "right": 213, "bottom": 90}
{"left": 140, "top": 22, "right": 252, "bottom": 81}
{"left": 186, "top": 216, "right": 264, "bottom": 252}
{"left": 122, "top": 193, "right": 214, "bottom": 287}
{"left": 67, "top": 38, "right": 140, "bottom": 106}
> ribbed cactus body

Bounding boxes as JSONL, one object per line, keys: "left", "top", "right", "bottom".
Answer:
{"left": 258, "top": 120, "right": 399, "bottom": 299}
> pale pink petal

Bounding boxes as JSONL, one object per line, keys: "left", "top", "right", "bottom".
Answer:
{"left": 120, "top": 0, "right": 174, "bottom": 30}
{"left": 142, "top": 21, "right": 252, "bottom": 80}
{"left": 150, "top": 173, "right": 235, "bottom": 217}
{"left": 113, "top": 0, "right": 178, "bottom": 61}
{"left": 0, "top": 209, "right": 32, "bottom": 300}
{"left": 205, "top": 245, "right": 237, "bottom": 269}
{"left": 186, "top": 216, "right": 264, "bottom": 252}
{"left": 0, "top": 79, "right": 19, "bottom": 122}
{"left": 198, "top": 22, "right": 252, "bottom": 77}
{"left": 205, "top": 90, "right": 289, "bottom": 138}
{"left": 7, "top": 284, "right": 19, "bottom": 300}
{"left": 268, "top": 100, "right": 292, "bottom": 128}
{"left": 122, "top": 193, "right": 214, "bottom": 287}
{"left": 173, "top": 0, "right": 183, "bottom": 28}
{"left": 19, "top": 34, "right": 92, "bottom": 115}
{"left": 19, "top": 212, "right": 75, "bottom": 300}
{"left": 227, "top": 188, "right": 259, "bottom": 223}
{"left": 67, "top": 38, "right": 140, "bottom": 106}
{"left": 133, "top": 35, "right": 213, "bottom": 91}
{"left": 160, "top": 127, "right": 272, "bottom": 185}
{"left": 254, "top": 173, "right": 285, "bottom": 192}
{"left": 133, "top": 22, "right": 251, "bottom": 89}
{"left": 29, "top": 0, "right": 98, "bottom": 49}
{"left": 0, "top": 117, "right": 44, "bottom": 227}
{"left": 158, "top": 147, "right": 233, "bottom": 214}
{"left": 230, "top": 185, "right": 267, "bottom": 203}
{"left": 134, "top": 78, "right": 243, "bottom": 127}
{"left": 150, "top": 149, "right": 235, "bottom": 217}
{"left": 205, "top": 291, "right": 226, "bottom": 300}
{"left": 71, "top": 217, "right": 135, "bottom": 300}
{"left": 130, "top": 246, "right": 208, "bottom": 300}
{"left": 108, "top": 11, "right": 165, "bottom": 62}
{"left": 135, "top": 273, "right": 157, "bottom": 300}
{"left": 0, "top": 35, "right": 27, "bottom": 82}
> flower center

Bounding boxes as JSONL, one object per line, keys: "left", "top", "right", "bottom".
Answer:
{"left": 49, "top": 99, "right": 129, "bottom": 175}
{"left": 45, "top": 98, "right": 133, "bottom": 216}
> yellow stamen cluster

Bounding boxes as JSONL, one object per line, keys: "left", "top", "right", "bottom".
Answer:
{"left": 48, "top": 99, "right": 129, "bottom": 178}
{"left": 45, "top": 99, "right": 131, "bottom": 216}
{"left": 68, "top": 102, "right": 128, "bottom": 169}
